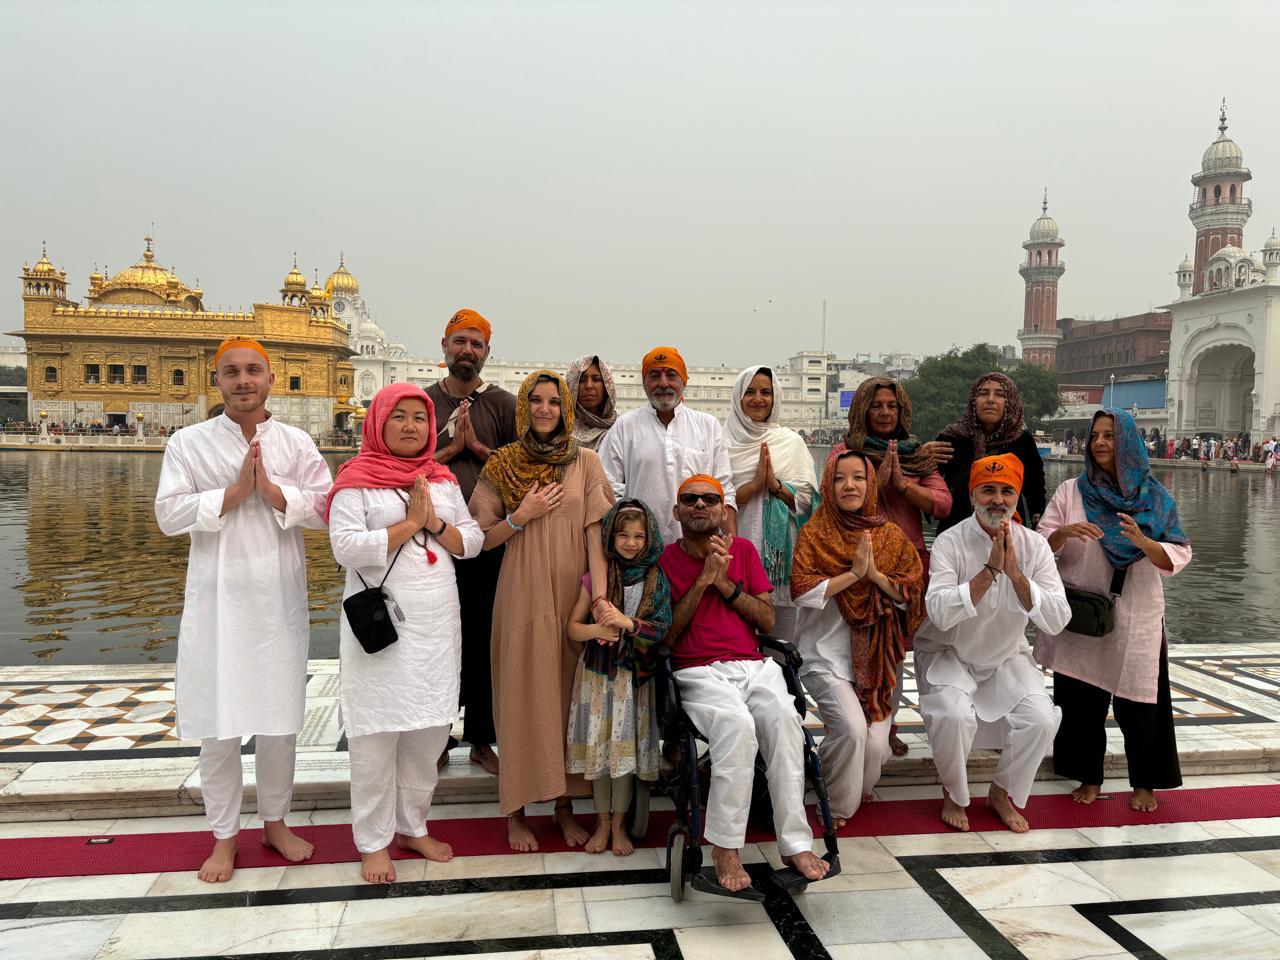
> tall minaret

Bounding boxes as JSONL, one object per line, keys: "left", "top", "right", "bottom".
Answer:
{"left": 1017, "top": 191, "right": 1065, "bottom": 369}
{"left": 1190, "top": 100, "right": 1251, "bottom": 294}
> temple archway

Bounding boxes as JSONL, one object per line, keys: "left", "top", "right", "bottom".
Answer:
{"left": 1188, "top": 343, "right": 1256, "bottom": 435}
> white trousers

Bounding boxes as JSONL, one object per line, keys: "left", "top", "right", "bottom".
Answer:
{"left": 919, "top": 685, "right": 1058, "bottom": 808}
{"left": 676, "top": 658, "right": 812, "bottom": 857}
{"left": 802, "top": 670, "right": 892, "bottom": 820}
{"left": 348, "top": 725, "right": 451, "bottom": 854}
{"left": 199, "top": 734, "right": 297, "bottom": 840}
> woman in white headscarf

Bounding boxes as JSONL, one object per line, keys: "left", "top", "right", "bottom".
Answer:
{"left": 724, "top": 365, "right": 819, "bottom": 641}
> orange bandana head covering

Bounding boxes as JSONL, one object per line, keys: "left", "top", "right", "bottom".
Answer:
{"left": 969, "top": 454, "right": 1024, "bottom": 495}
{"left": 214, "top": 337, "right": 269, "bottom": 367}
{"left": 678, "top": 473, "right": 723, "bottom": 498}
{"left": 642, "top": 346, "right": 687, "bottom": 383}
{"left": 444, "top": 308, "right": 492, "bottom": 344}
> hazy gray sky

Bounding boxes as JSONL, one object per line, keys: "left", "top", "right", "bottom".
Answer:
{"left": 6, "top": 0, "right": 1280, "bottom": 368}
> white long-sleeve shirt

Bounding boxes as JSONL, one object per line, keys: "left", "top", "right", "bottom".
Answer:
{"left": 599, "top": 402, "right": 736, "bottom": 546}
{"left": 915, "top": 515, "right": 1070, "bottom": 723}
{"left": 329, "top": 484, "right": 482, "bottom": 737}
{"left": 917, "top": 515, "right": 1070, "bottom": 665}
{"left": 155, "top": 414, "right": 332, "bottom": 741}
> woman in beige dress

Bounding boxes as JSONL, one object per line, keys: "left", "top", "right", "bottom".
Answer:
{"left": 469, "top": 370, "right": 615, "bottom": 852}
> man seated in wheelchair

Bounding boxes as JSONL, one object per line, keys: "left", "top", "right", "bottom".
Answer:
{"left": 657, "top": 473, "right": 830, "bottom": 894}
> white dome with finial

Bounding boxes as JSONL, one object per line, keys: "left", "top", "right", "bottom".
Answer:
{"left": 1027, "top": 190, "right": 1060, "bottom": 243}
{"left": 1264, "top": 229, "right": 1280, "bottom": 252}
{"left": 1202, "top": 101, "right": 1246, "bottom": 175}
{"left": 1178, "top": 253, "right": 1193, "bottom": 272}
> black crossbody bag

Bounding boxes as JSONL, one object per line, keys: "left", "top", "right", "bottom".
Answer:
{"left": 342, "top": 543, "right": 406, "bottom": 654}
{"left": 1063, "top": 565, "right": 1128, "bottom": 638}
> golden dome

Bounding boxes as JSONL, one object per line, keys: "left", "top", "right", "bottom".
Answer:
{"left": 325, "top": 253, "right": 360, "bottom": 296}
{"left": 107, "top": 237, "right": 191, "bottom": 292}
{"left": 283, "top": 253, "right": 307, "bottom": 290}
{"left": 96, "top": 236, "right": 203, "bottom": 308}
{"left": 29, "top": 243, "right": 60, "bottom": 277}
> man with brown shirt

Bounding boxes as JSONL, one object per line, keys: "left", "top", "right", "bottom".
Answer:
{"left": 425, "top": 309, "right": 517, "bottom": 775}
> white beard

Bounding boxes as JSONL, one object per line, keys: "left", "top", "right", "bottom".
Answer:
{"left": 976, "top": 503, "right": 1015, "bottom": 529}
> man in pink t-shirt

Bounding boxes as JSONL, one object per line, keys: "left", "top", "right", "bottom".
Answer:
{"left": 659, "top": 474, "right": 829, "bottom": 896}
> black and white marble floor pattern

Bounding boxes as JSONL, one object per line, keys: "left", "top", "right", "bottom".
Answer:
{"left": 2, "top": 772, "right": 1280, "bottom": 960}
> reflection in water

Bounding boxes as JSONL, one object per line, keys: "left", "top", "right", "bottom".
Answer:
{"left": 0, "top": 451, "right": 352, "bottom": 664}
{"left": 0, "top": 452, "right": 1274, "bottom": 664}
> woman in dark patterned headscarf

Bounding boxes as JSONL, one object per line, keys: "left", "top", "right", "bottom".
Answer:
{"left": 844, "top": 377, "right": 951, "bottom": 757}
{"left": 565, "top": 355, "right": 618, "bottom": 451}
{"left": 933, "top": 371, "right": 1046, "bottom": 534}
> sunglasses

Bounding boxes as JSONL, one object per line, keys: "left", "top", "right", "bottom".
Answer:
{"left": 679, "top": 492, "right": 722, "bottom": 506}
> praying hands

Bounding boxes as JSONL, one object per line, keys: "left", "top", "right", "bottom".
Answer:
{"left": 221, "top": 441, "right": 286, "bottom": 515}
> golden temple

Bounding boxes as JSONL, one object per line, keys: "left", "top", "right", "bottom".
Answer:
{"left": 13, "top": 238, "right": 358, "bottom": 435}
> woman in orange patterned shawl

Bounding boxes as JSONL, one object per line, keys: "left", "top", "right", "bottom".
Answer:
{"left": 790, "top": 448, "right": 923, "bottom": 823}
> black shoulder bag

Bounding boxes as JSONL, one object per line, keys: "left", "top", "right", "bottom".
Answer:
{"left": 1063, "top": 565, "right": 1128, "bottom": 638}
{"left": 342, "top": 543, "right": 406, "bottom": 654}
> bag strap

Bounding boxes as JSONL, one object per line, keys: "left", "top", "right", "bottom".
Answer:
{"left": 354, "top": 542, "right": 406, "bottom": 592}
{"left": 1108, "top": 565, "right": 1128, "bottom": 598}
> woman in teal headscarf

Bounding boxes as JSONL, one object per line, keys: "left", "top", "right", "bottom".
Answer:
{"left": 1035, "top": 409, "right": 1192, "bottom": 813}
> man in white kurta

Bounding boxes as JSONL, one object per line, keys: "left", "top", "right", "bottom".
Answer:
{"left": 915, "top": 454, "right": 1071, "bottom": 832}
{"left": 600, "top": 346, "right": 735, "bottom": 545}
{"left": 155, "top": 339, "right": 332, "bottom": 882}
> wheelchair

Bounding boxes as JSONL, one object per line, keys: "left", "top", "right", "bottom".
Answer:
{"left": 627, "top": 635, "right": 841, "bottom": 902}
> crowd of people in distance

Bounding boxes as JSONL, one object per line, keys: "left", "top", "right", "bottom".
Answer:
{"left": 1064, "top": 427, "right": 1278, "bottom": 468}
{"left": 154, "top": 313, "right": 1193, "bottom": 898}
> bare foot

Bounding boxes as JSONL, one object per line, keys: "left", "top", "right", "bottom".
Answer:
{"left": 360, "top": 848, "right": 396, "bottom": 884}
{"left": 987, "top": 785, "right": 1029, "bottom": 833}
{"left": 610, "top": 817, "right": 634, "bottom": 857}
{"left": 1071, "top": 783, "right": 1101, "bottom": 805}
{"left": 1130, "top": 788, "right": 1159, "bottom": 812}
{"left": 889, "top": 734, "right": 909, "bottom": 757}
{"left": 437, "top": 744, "right": 452, "bottom": 772}
{"left": 940, "top": 790, "right": 969, "bottom": 831}
{"left": 832, "top": 817, "right": 848, "bottom": 831}
{"left": 197, "top": 836, "right": 236, "bottom": 883}
{"left": 862, "top": 791, "right": 875, "bottom": 804}
{"left": 554, "top": 801, "right": 590, "bottom": 847}
{"left": 710, "top": 845, "right": 752, "bottom": 893}
{"left": 261, "top": 820, "right": 314, "bottom": 862}
{"left": 782, "top": 850, "right": 831, "bottom": 881}
{"left": 397, "top": 833, "right": 453, "bottom": 862}
{"left": 507, "top": 812, "right": 539, "bottom": 852}
{"left": 469, "top": 744, "right": 500, "bottom": 776}
{"left": 585, "top": 814, "right": 611, "bottom": 854}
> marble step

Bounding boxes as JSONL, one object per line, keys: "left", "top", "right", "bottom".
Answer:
{"left": 1, "top": 735, "right": 1274, "bottom": 824}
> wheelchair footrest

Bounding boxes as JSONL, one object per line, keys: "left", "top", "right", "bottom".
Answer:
{"left": 691, "top": 868, "right": 767, "bottom": 903}
{"left": 771, "top": 853, "right": 841, "bottom": 892}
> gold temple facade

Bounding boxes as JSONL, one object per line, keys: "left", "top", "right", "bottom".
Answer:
{"left": 12, "top": 238, "right": 357, "bottom": 435}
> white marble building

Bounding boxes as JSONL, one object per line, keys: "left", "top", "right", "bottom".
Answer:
{"left": 1166, "top": 106, "right": 1280, "bottom": 439}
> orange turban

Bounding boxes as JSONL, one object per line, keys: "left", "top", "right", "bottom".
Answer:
{"left": 642, "top": 346, "right": 687, "bottom": 383}
{"left": 678, "top": 473, "right": 724, "bottom": 497}
{"left": 969, "top": 454, "right": 1024, "bottom": 495}
{"left": 214, "top": 338, "right": 270, "bottom": 366}
{"left": 444, "top": 308, "right": 492, "bottom": 344}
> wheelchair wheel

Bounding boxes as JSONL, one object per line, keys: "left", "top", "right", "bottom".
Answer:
{"left": 668, "top": 830, "right": 688, "bottom": 902}
{"left": 629, "top": 779, "right": 651, "bottom": 839}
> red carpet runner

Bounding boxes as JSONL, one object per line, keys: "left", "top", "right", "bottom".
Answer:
{"left": 2, "top": 784, "right": 1277, "bottom": 881}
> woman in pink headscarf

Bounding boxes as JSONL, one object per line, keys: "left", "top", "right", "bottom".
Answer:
{"left": 326, "top": 383, "right": 484, "bottom": 885}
